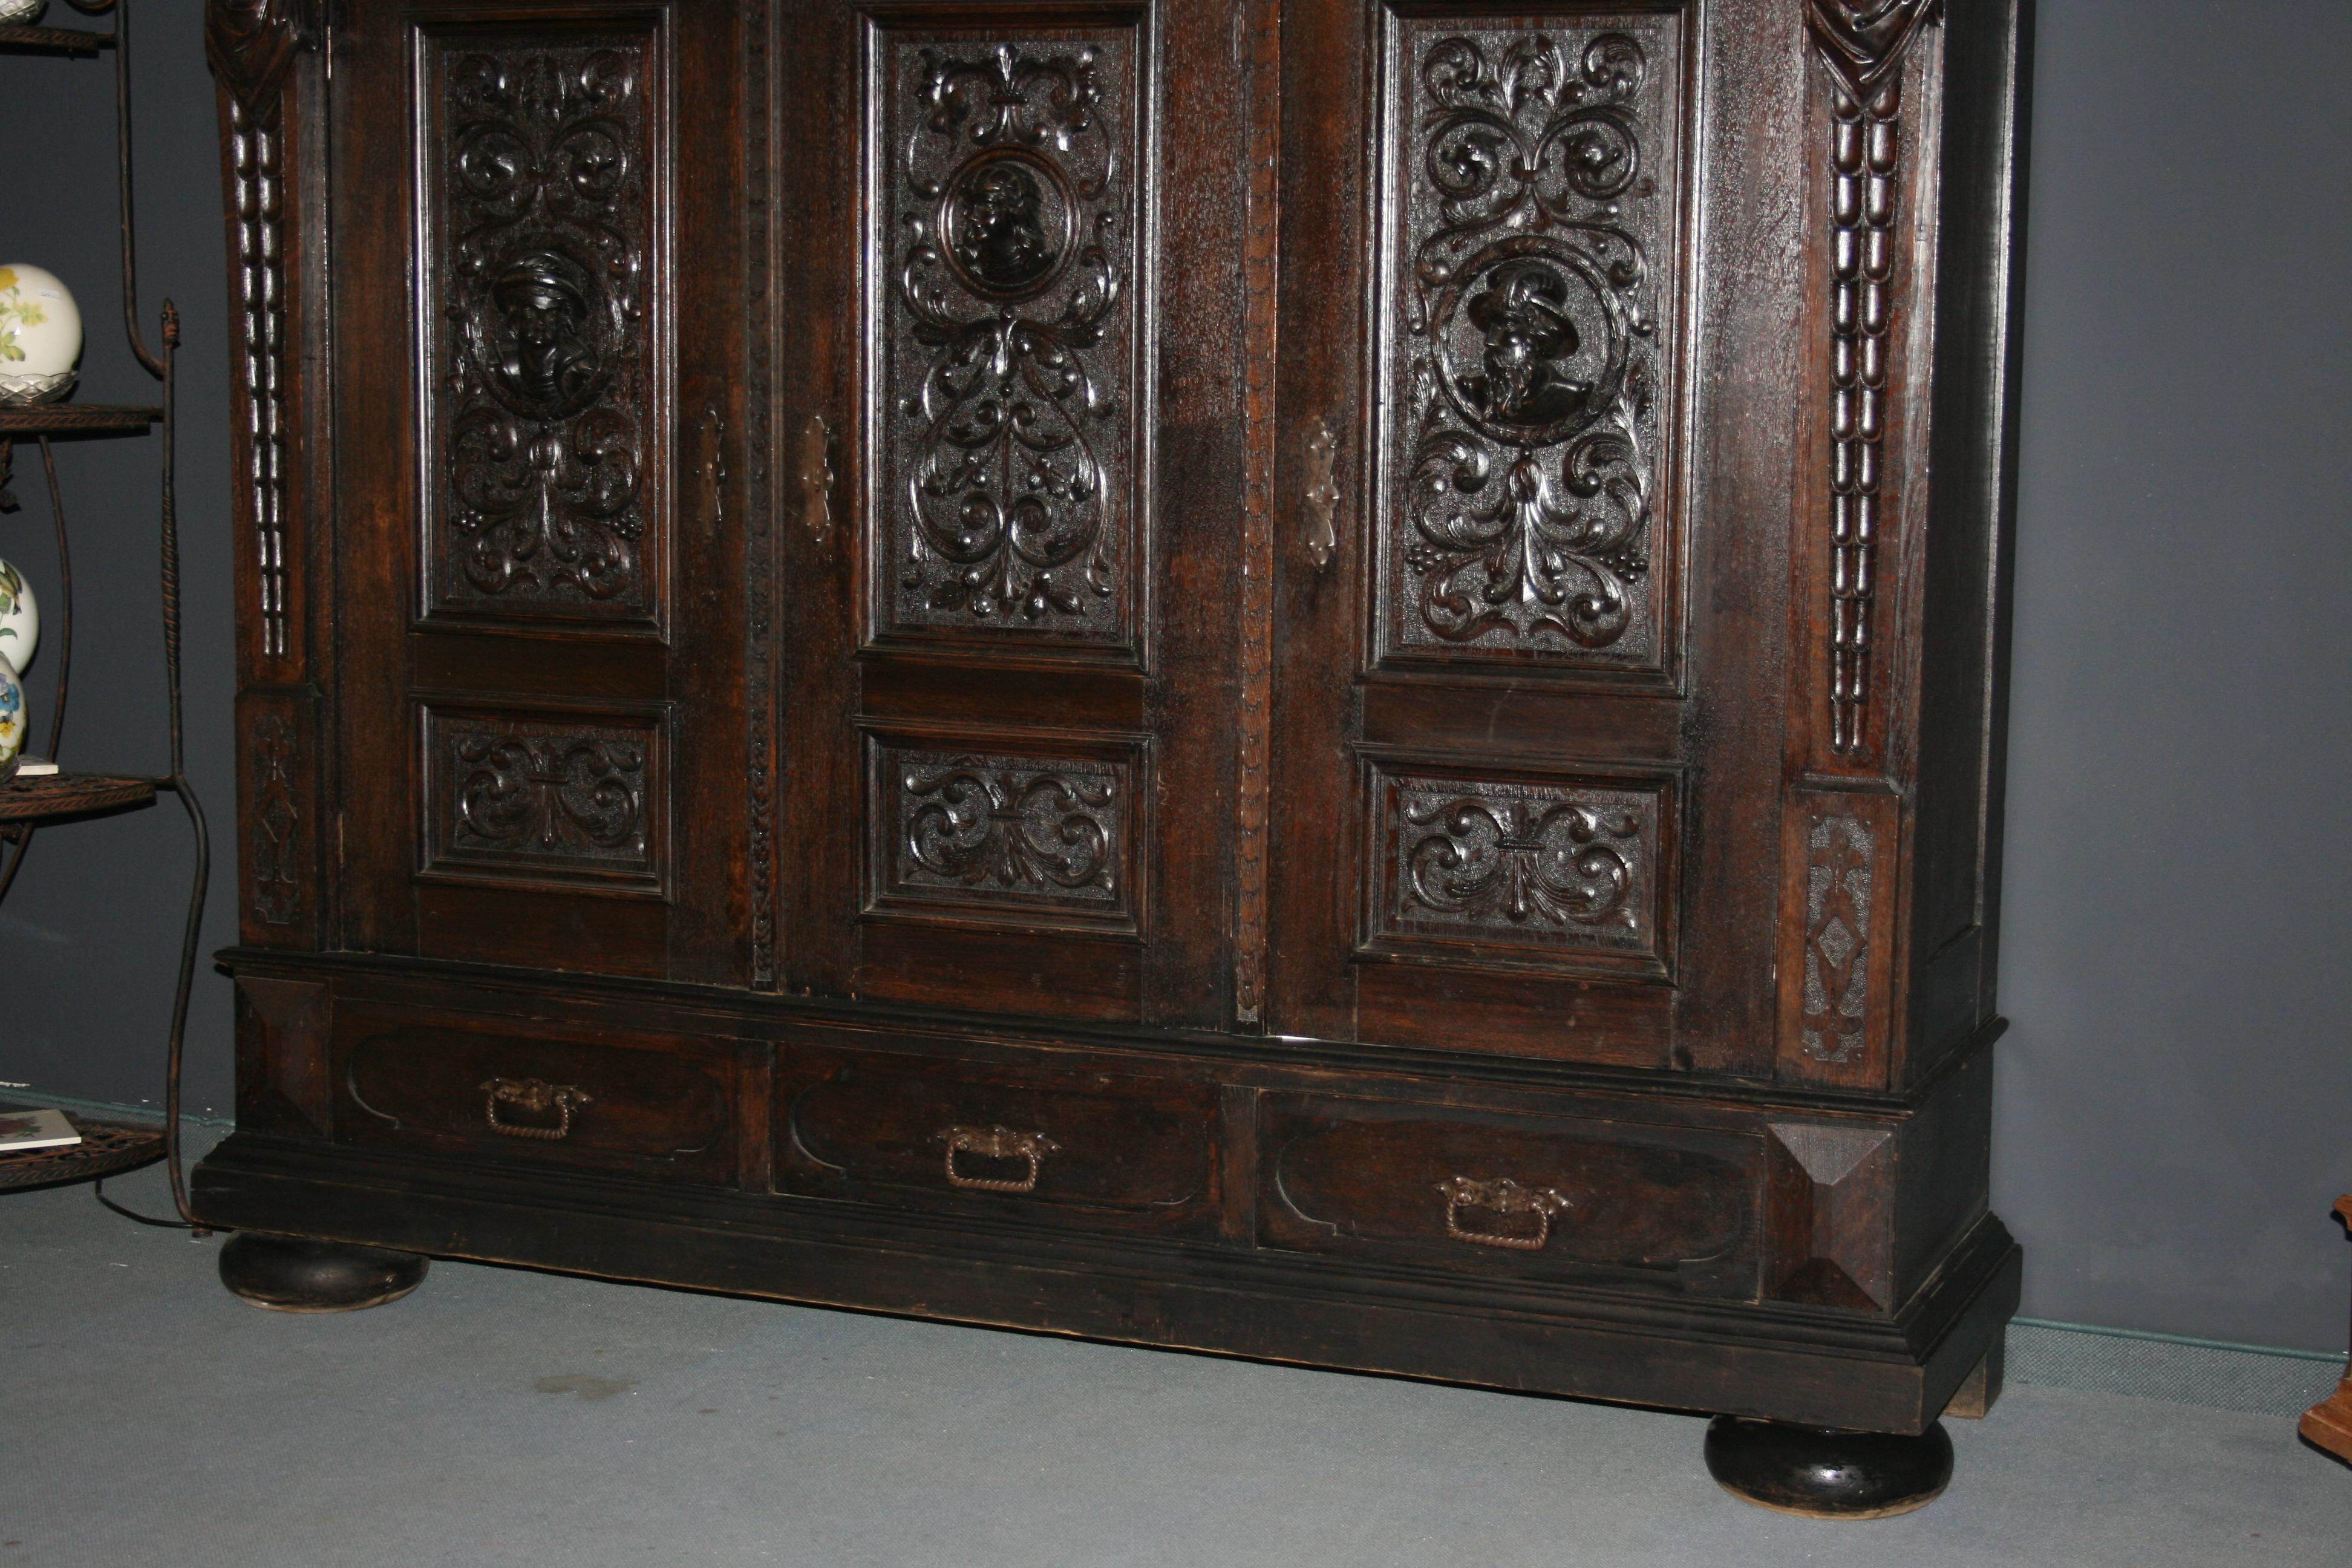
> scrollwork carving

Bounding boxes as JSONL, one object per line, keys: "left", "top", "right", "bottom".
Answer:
{"left": 882, "top": 36, "right": 1137, "bottom": 641}
{"left": 895, "top": 754, "right": 1119, "bottom": 903}
{"left": 1384, "top": 21, "right": 1681, "bottom": 665}
{"left": 428, "top": 713, "right": 661, "bottom": 887}
{"left": 1371, "top": 767, "right": 1661, "bottom": 959}
{"left": 432, "top": 39, "right": 653, "bottom": 613}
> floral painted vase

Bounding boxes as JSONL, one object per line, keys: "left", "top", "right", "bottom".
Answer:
{"left": 0, "top": 556, "right": 37, "bottom": 669}
{"left": 0, "top": 263, "right": 82, "bottom": 406}
{"left": 0, "top": 651, "right": 23, "bottom": 785}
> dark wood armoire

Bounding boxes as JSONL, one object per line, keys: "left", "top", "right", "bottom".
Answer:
{"left": 197, "top": 0, "right": 2028, "bottom": 1505}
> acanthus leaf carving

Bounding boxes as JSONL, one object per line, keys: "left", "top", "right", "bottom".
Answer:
{"left": 1805, "top": 0, "right": 1944, "bottom": 109}
{"left": 883, "top": 36, "right": 1137, "bottom": 642}
{"left": 434, "top": 39, "right": 653, "bottom": 614}
{"left": 205, "top": 0, "right": 316, "bottom": 117}
{"left": 1385, "top": 24, "right": 1674, "bottom": 665}
{"left": 897, "top": 755, "right": 1119, "bottom": 904}
{"left": 428, "top": 712, "right": 663, "bottom": 890}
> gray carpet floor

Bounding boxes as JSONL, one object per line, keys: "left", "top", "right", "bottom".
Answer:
{"left": 4, "top": 1147, "right": 2348, "bottom": 1567}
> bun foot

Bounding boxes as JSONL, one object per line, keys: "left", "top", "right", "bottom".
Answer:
{"left": 219, "top": 1232, "right": 430, "bottom": 1313}
{"left": 1704, "top": 1416, "right": 1954, "bottom": 1520}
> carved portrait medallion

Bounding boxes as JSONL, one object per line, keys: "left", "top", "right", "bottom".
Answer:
{"left": 941, "top": 149, "right": 1073, "bottom": 298}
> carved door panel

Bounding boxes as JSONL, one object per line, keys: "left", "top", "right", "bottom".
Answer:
{"left": 1266, "top": 0, "right": 1807, "bottom": 1072}
{"left": 766, "top": 1, "right": 1248, "bottom": 1022}
{"left": 331, "top": 1, "right": 750, "bottom": 980}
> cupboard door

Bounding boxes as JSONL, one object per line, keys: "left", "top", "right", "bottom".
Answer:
{"left": 1267, "top": 0, "right": 1805, "bottom": 1072}
{"left": 332, "top": 1, "right": 749, "bottom": 981}
{"left": 769, "top": 1, "right": 1247, "bottom": 1025}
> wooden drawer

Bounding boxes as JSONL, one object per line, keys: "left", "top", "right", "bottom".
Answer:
{"left": 774, "top": 1047, "right": 1220, "bottom": 1238}
{"left": 336, "top": 1007, "right": 736, "bottom": 1186}
{"left": 1258, "top": 1094, "right": 1761, "bottom": 1299}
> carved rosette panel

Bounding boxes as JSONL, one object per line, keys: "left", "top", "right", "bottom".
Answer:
{"left": 424, "top": 31, "right": 658, "bottom": 618}
{"left": 871, "top": 742, "right": 1135, "bottom": 927}
{"left": 1377, "top": 13, "right": 1686, "bottom": 669}
{"left": 1365, "top": 762, "right": 1665, "bottom": 967}
{"left": 1807, "top": 0, "right": 1941, "bottom": 753}
{"left": 1799, "top": 813, "right": 1873, "bottom": 1063}
{"left": 424, "top": 710, "right": 664, "bottom": 892}
{"left": 875, "top": 28, "right": 1140, "bottom": 646}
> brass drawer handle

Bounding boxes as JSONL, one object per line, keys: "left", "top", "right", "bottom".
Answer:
{"left": 1439, "top": 1175, "right": 1570, "bottom": 1252}
{"left": 936, "top": 1125, "right": 1060, "bottom": 1194}
{"left": 481, "top": 1077, "right": 593, "bottom": 1142}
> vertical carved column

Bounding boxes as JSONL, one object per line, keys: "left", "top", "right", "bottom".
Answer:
{"left": 744, "top": 1, "right": 778, "bottom": 988}
{"left": 208, "top": 0, "right": 310, "bottom": 667}
{"left": 209, "top": 1, "right": 319, "bottom": 947}
{"left": 1806, "top": 1, "right": 1939, "bottom": 758}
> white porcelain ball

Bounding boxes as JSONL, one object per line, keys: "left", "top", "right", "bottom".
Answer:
{"left": 0, "top": 264, "right": 82, "bottom": 379}
{"left": 0, "top": 557, "right": 37, "bottom": 673}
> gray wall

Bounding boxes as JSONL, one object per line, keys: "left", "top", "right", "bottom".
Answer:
{"left": 3, "top": 1, "right": 2348, "bottom": 1351}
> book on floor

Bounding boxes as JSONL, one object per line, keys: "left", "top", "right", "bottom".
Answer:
{"left": 0, "top": 1108, "right": 80, "bottom": 1151}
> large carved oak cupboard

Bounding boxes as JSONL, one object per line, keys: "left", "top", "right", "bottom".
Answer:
{"left": 199, "top": 0, "right": 2028, "bottom": 1508}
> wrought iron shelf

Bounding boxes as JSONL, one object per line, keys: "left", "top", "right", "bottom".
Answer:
{"left": 0, "top": 1116, "right": 164, "bottom": 1192}
{"left": 0, "top": 403, "right": 161, "bottom": 435}
{"left": 0, "top": 0, "right": 209, "bottom": 1227}
{"left": 0, "top": 24, "right": 113, "bottom": 56}
{"left": 0, "top": 771, "right": 161, "bottom": 824}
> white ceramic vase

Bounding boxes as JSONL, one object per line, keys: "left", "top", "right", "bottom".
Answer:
{"left": 0, "top": 1, "right": 49, "bottom": 24}
{"left": 0, "top": 263, "right": 82, "bottom": 406}
{"left": 0, "top": 556, "right": 38, "bottom": 671}
{"left": 0, "top": 650, "right": 23, "bottom": 785}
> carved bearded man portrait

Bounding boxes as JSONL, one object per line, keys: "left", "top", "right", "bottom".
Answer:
{"left": 486, "top": 250, "right": 601, "bottom": 417}
{"left": 1459, "top": 258, "right": 1593, "bottom": 427}
{"left": 951, "top": 162, "right": 1056, "bottom": 290}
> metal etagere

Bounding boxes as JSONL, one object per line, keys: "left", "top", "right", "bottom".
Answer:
{"left": 0, "top": 0, "right": 212, "bottom": 1223}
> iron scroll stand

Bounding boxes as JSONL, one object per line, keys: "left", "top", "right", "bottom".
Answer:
{"left": 0, "top": 0, "right": 213, "bottom": 1229}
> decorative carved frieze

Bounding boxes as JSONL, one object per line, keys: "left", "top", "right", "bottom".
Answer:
{"left": 1806, "top": 1, "right": 1941, "bottom": 754}
{"left": 877, "top": 31, "right": 1140, "bottom": 645}
{"left": 1234, "top": 3, "right": 1281, "bottom": 1025}
{"left": 427, "top": 34, "right": 656, "bottom": 615}
{"left": 1378, "top": 16, "right": 1686, "bottom": 668}
{"left": 425, "top": 710, "right": 664, "bottom": 891}
{"left": 871, "top": 742, "right": 1135, "bottom": 926}
{"left": 745, "top": 2, "right": 777, "bottom": 987}
{"left": 1366, "top": 763, "right": 1664, "bottom": 966}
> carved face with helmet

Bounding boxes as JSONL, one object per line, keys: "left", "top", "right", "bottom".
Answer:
{"left": 1460, "top": 258, "right": 1592, "bottom": 427}
{"left": 487, "top": 250, "right": 599, "bottom": 417}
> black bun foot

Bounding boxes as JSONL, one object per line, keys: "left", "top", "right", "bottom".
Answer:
{"left": 218, "top": 1232, "right": 430, "bottom": 1313}
{"left": 1704, "top": 1416, "right": 1955, "bottom": 1520}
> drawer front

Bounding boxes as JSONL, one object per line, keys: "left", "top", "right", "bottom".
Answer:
{"left": 336, "top": 1008, "right": 736, "bottom": 1185}
{"left": 1258, "top": 1095, "right": 1760, "bottom": 1299}
{"left": 775, "top": 1047, "right": 1220, "bottom": 1238}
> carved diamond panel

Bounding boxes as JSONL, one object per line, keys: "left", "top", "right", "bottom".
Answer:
{"left": 867, "top": 734, "right": 1139, "bottom": 930}
{"left": 422, "top": 706, "right": 666, "bottom": 894}
{"left": 870, "top": 21, "right": 1143, "bottom": 648}
{"left": 1364, "top": 758, "right": 1668, "bottom": 972}
{"left": 1375, "top": 10, "right": 1687, "bottom": 670}
{"left": 421, "top": 25, "right": 661, "bottom": 621}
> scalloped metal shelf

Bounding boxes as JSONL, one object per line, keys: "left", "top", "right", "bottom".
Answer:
{"left": 0, "top": 772, "right": 160, "bottom": 823}
{"left": 0, "top": 1118, "right": 165, "bottom": 1192}
{"left": 0, "top": 403, "right": 162, "bottom": 435}
{"left": 0, "top": 24, "right": 113, "bottom": 56}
